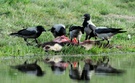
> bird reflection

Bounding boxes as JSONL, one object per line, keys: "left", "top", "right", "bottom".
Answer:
{"left": 44, "top": 57, "right": 68, "bottom": 75}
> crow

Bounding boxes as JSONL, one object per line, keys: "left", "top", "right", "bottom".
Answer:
{"left": 95, "top": 27, "right": 126, "bottom": 46}
{"left": 69, "top": 25, "right": 84, "bottom": 44}
{"left": 82, "top": 13, "right": 97, "bottom": 40}
{"left": 50, "top": 24, "right": 66, "bottom": 38}
{"left": 82, "top": 14, "right": 126, "bottom": 46}
{"left": 10, "top": 25, "right": 46, "bottom": 45}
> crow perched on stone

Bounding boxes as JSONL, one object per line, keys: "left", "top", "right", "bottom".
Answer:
{"left": 10, "top": 25, "right": 46, "bottom": 45}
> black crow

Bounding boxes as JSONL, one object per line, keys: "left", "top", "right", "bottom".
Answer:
{"left": 10, "top": 25, "right": 46, "bottom": 45}
{"left": 10, "top": 60, "right": 44, "bottom": 76}
{"left": 69, "top": 25, "right": 84, "bottom": 44}
{"left": 82, "top": 14, "right": 97, "bottom": 40}
{"left": 50, "top": 24, "right": 66, "bottom": 38}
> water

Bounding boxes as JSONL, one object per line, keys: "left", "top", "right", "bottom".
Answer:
{"left": 0, "top": 54, "right": 135, "bottom": 83}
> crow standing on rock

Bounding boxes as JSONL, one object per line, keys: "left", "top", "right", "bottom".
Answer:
{"left": 10, "top": 25, "right": 46, "bottom": 45}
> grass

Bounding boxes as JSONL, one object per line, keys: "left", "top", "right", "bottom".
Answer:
{"left": 0, "top": 0, "right": 135, "bottom": 56}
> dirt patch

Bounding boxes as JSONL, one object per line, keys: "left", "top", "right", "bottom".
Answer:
{"left": 103, "top": 14, "right": 135, "bottom": 22}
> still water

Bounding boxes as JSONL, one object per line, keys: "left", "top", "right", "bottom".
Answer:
{"left": 0, "top": 54, "right": 135, "bottom": 83}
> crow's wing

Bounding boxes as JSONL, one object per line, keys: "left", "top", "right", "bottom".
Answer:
{"left": 95, "top": 28, "right": 121, "bottom": 34}
{"left": 17, "top": 29, "right": 36, "bottom": 36}
{"left": 88, "top": 24, "right": 96, "bottom": 31}
{"left": 69, "top": 26, "right": 82, "bottom": 31}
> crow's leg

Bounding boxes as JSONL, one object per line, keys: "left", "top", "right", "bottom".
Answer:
{"left": 105, "top": 40, "right": 109, "bottom": 47}
{"left": 95, "top": 36, "right": 97, "bottom": 40}
{"left": 24, "top": 38, "right": 31, "bottom": 45}
{"left": 35, "top": 38, "right": 38, "bottom": 44}
{"left": 78, "top": 35, "right": 82, "bottom": 44}
{"left": 98, "top": 39, "right": 104, "bottom": 48}
{"left": 85, "top": 35, "right": 88, "bottom": 40}
{"left": 88, "top": 35, "right": 91, "bottom": 39}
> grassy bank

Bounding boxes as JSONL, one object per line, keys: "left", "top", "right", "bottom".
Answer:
{"left": 0, "top": 0, "right": 135, "bottom": 56}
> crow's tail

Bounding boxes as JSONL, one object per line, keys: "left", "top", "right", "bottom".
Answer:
{"left": 9, "top": 33, "right": 18, "bottom": 36}
{"left": 118, "top": 31, "right": 127, "bottom": 33}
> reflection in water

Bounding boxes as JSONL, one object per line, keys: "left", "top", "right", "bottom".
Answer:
{"left": 10, "top": 60, "right": 44, "bottom": 77}
{"left": 0, "top": 55, "right": 134, "bottom": 83}
{"left": 94, "top": 56, "right": 125, "bottom": 75}
{"left": 44, "top": 57, "right": 68, "bottom": 75}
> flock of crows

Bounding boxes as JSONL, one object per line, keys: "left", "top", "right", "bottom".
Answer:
{"left": 9, "top": 13, "right": 126, "bottom": 82}
{"left": 9, "top": 13, "right": 126, "bottom": 51}
{"left": 10, "top": 56, "right": 125, "bottom": 82}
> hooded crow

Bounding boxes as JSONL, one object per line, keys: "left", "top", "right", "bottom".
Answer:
{"left": 82, "top": 14, "right": 97, "bottom": 40}
{"left": 69, "top": 25, "right": 84, "bottom": 44}
{"left": 50, "top": 24, "right": 66, "bottom": 38}
{"left": 10, "top": 60, "right": 44, "bottom": 76}
{"left": 95, "top": 27, "right": 126, "bottom": 46}
{"left": 10, "top": 25, "right": 46, "bottom": 45}
{"left": 82, "top": 14, "right": 126, "bottom": 46}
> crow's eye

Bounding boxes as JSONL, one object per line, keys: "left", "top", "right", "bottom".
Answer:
{"left": 45, "top": 46, "right": 50, "bottom": 49}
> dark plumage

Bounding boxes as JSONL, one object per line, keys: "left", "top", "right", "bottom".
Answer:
{"left": 69, "top": 61, "right": 94, "bottom": 81}
{"left": 50, "top": 24, "right": 66, "bottom": 38}
{"left": 69, "top": 62, "right": 81, "bottom": 80}
{"left": 82, "top": 14, "right": 126, "bottom": 46}
{"left": 82, "top": 14, "right": 97, "bottom": 40}
{"left": 10, "top": 25, "right": 46, "bottom": 45}
{"left": 95, "top": 27, "right": 126, "bottom": 46}
{"left": 69, "top": 25, "right": 84, "bottom": 44}
{"left": 95, "top": 57, "right": 125, "bottom": 75}
{"left": 10, "top": 60, "right": 44, "bottom": 76}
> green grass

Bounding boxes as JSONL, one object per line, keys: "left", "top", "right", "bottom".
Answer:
{"left": 0, "top": 0, "right": 135, "bottom": 56}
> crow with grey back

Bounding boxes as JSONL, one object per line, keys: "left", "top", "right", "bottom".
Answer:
{"left": 69, "top": 25, "right": 84, "bottom": 44}
{"left": 95, "top": 27, "right": 126, "bottom": 46}
{"left": 50, "top": 24, "right": 66, "bottom": 38}
{"left": 82, "top": 14, "right": 97, "bottom": 40}
{"left": 82, "top": 13, "right": 126, "bottom": 46}
{"left": 10, "top": 25, "right": 46, "bottom": 45}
